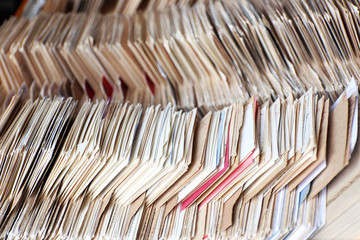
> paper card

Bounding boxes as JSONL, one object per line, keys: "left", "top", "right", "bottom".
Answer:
{"left": 309, "top": 93, "right": 348, "bottom": 198}
{"left": 239, "top": 98, "right": 256, "bottom": 162}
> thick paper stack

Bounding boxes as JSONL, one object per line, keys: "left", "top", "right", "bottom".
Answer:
{"left": 0, "top": 0, "right": 359, "bottom": 239}
{"left": 20, "top": 0, "right": 194, "bottom": 17}
{"left": 313, "top": 104, "right": 360, "bottom": 239}
{"left": 0, "top": 81, "right": 357, "bottom": 239}
{"left": 2, "top": 0, "right": 360, "bottom": 110}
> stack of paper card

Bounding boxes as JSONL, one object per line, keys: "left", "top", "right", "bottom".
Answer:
{"left": 313, "top": 99, "right": 360, "bottom": 239}
{"left": 0, "top": 92, "right": 198, "bottom": 239}
{"left": 0, "top": 81, "right": 357, "bottom": 239}
{"left": 142, "top": 82, "right": 358, "bottom": 240}
{"left": 2, "top": 0, "right": 360, "bottom": 111}
{"left": 1, "top": 0, "right": 360, "bottom": 239}
{"left": 19, "top": 0, "right": 195, "bottom": 18}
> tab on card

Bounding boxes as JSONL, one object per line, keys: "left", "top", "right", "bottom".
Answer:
{"left": 239, "top": 100, "right": 255, "bottom": 161}
{"left": 77, "top": 141, "right": 88, "bottom": 155}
